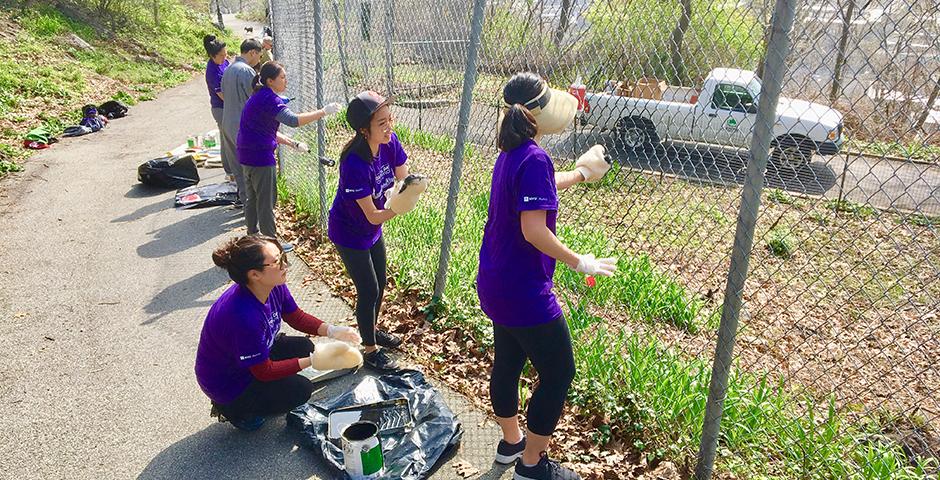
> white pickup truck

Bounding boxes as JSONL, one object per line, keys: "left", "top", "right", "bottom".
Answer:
{"left": 581, "top": 68, "right": 844, "bottom": 166}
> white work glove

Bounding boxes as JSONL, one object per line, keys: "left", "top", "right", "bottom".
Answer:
{"left": 574, "top": 144, "right": 610, "bottom": 183}
{"left": 323, "top": 102, "right": 342, "bottom": 115}
{"left": 291, "top": 141, "right": 310, "bottom": 153}
{"left": 385, "top": 174, "right": 429, "bottom": 215}
{"left": 573, "top": 253, "right": 617, "bottom": 276}
{"left": 309, "top": 341, "right": 363, "bottom": 370}
{"left": 326, "top": 324, "right": 362, "bottom": 344}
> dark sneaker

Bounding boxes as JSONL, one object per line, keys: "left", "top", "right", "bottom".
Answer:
{"left": 229, "top": 415, "right": 266, "bottom": 432}
{"left": 375, "top": 329, "right": 402, "bottom": 349}
{"left": 514, "top": 452, "right": 581, "bottom": 480}
{"left": 363, "top": 349, "right": 399, "bottom": 371}
{"left": 495, "top": 437, "right": 526, "bottom": 465}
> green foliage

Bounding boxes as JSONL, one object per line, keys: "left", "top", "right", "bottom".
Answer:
{"left": 845, "top": 138, "right": 940, "bottom": 162}
{"left": 582, "top": 0, "right": 764, "bottom": 86}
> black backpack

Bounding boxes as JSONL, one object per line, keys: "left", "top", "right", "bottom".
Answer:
{"left": 138, "top": 155, "right": 200, "bottom": 189}
{"left": 98, "top": 100, "right": 129, "bottom": 119}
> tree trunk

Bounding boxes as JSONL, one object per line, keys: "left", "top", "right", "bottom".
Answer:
{"left": 152, "top": 0, "right": 159, "bottom": 27}
{"left": 554, "top": 0, "right": 572, "bottom": 48}
{"left": 829, "top": 0, "right": 856, "bottom": 104}
{"left": 669, "top": 0, "right": 692, "bottom": 85}
{"left": 915, "top": 76, "right": 940, "bottom": 132}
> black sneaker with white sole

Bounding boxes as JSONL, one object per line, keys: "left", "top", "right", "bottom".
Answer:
{"left": 363, "top": 349, "right": 399, "bottom": 371}
{"left": 375, "top": 329, "right": 402, "bottom": 349}
{"left": 513, "top": 452, "right": 581, "bottom": 480}
{"left": 495, "top": 437, "right": 526, "bottom": 464}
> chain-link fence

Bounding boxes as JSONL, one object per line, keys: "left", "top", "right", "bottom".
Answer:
{"left": 263, "top": 0, "right": 939, "bottom": 477}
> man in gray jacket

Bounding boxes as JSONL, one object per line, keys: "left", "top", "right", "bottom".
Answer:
{"left": 220, "top": 38, "right": 263, "bottom": 205}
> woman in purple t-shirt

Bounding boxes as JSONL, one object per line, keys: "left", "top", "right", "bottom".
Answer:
{"left": 327, "top": 91, "right": 427, "bottom": 371}
{"left": 203, "top": 35, "right": 231, "bottom": 179}
{"left": 236, "top": 62, "right": 342, "bottom": 252}
{"left": 195, "top": 235, "right": 363, "bottom": 431}
{"left": 476, "top": 72, "right": 617, "bottom": 479}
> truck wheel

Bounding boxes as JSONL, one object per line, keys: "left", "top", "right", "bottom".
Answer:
{"left": 771, "top": 136, "right": 813, "bottom": 168}
{"left": 615, "top": 117, "right": 658, "bottom": 154}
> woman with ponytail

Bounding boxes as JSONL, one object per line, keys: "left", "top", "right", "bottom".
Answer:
{"left": 203, "top": 35, "right": 231, "bottom": 178}
{"left": 327, "top": 90, "right": 427, "bottom": 371}
{"left": 476, "top": 72, "right": 617, "bottom": 480}
{"left": 235, "top": 62, "right": 342, "bottom": 252}
{"left": 195, "top": 235, "right": 363, "bottom": 431}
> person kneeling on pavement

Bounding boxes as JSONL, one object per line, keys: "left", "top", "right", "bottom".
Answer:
{"left": 195, "top": 235, "right": 363, "bottom": 431}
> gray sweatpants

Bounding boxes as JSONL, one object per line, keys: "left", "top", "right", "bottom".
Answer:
{"left": 219, "top": 125, "right": 247, "bottom": 203}
{"left": 210, "top": 107, "right": 231, "bottom": 176}
{"left": 243, "top": 164, "right": 278, "bottom": 238}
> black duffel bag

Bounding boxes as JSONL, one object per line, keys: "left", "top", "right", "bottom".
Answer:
{"left": 137, "top": 154, "right": 199, "bottom": 189}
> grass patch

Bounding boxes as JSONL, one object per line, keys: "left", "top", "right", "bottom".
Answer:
{"left": 565, "top": 306, "right": 937, "bottom": 478}
{"left": 824, "top": 199, "right": 878, "bottom": 218}
{"left": 845, "top": 138, "right": 940, "bottom": 163}
{"left": 766, "top": 188, "right": 795, "bottom": 205}
{"left": 0, "top": 2, "right": 237, "bottom": 176}
{"left": 766, "top": 228, "right": 795, "bottom": 258}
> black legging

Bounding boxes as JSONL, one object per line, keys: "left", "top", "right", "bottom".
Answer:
{"left": 335, "top": 236, "right": 387, "bottom": 347}
{"left": 215, "top": 335, "right": 315, "bottom": 421}
{"left": 489, "top": 315, "right": 576, "bottom": 436}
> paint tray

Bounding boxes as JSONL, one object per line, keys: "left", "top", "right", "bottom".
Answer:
{"left": 327, "top": 397, "right": 414, "bottom": 440}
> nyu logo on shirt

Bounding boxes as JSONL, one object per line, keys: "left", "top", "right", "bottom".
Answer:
{"left": 373, "top": 163, "right": 393, "bottom": 199}
{"left": 523, "top": 195, "right": 549, "bottom": 203}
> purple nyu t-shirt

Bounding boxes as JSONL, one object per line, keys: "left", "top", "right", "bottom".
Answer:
{"left": 237, "top": 86, "right": 288, "bottom": 167}
{"left": 328, "top": 133, "right": 407, "bottom": 250}
{"left": 476, "top": 140, "right": 562, "bottom": 327}
{"left": 205, "top": 58, "right": 228, "bottom": 109}
{"left": 194, "top": 283, "right": 299, "bottom": 404}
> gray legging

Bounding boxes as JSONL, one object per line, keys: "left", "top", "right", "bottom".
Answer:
{"left": 220, "top": 125, "right": 247, "bottom": 203}
{"left": 243, "top": 164, "right": 278, "bottom": 238}
{"left": 210, "top": 107, "right": 231, "bottom": 176}
{"left": 335, "top": 237, "right": 387, "bottom": 347}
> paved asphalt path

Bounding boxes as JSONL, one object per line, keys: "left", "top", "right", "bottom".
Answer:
{"left": 0, "top": 71, "right": 510, "bottom": 479}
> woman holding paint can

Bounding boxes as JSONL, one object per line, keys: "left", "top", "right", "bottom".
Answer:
{"left": 477, "top": 72, "right": 616, "bottom": 480}
{"left": 328, "top": 90, "right": 428, "bottom": 372}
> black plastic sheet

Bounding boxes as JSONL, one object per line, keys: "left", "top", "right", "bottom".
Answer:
{"left": 175, "top": 182, "right": 238, "bottom": 208}
{"left": 286, "top": 370, "right": 462, "bottom": 479}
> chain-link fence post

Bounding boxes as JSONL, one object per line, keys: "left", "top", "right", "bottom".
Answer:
{"left": 383, "top": 0, "right": 395, "bottom": 95}
{"left": 332, "top": 0, "right": 351, "bottom": 103}
{"left": 314, "top": 0, "right": 328, "bottom": 232}
{"left": 431, "top": 0, "right": 487, "bottom": 300}
{"left": 694, "top": 0, "right": 798, "bottom": 478}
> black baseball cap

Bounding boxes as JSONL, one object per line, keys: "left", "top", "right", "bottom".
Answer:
{"left": 346, "top": 90, "right": 391, "bottom": 130}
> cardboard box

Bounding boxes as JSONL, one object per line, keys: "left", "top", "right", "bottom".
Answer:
{"left": 632, "top": 77, "right": 667, "bottom": 100}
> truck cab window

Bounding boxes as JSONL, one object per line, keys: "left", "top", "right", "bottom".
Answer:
{"left": 712, "top": 83, "right": 756, "bottom": 114}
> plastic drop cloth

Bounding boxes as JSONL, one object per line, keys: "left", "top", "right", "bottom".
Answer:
{"left": 286, "top": 369, "right": 462, "bottom": 480}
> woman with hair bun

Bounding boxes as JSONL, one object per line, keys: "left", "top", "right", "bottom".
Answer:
{"left": 194, "top": 234, "right": 363, "bottom": 431}
{"left": 203, "top": 34, "right": 232, "bottom": 179}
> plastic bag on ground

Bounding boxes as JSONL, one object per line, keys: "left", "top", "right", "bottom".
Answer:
{"left": 286, "top": 369, "right": 463, "bottom": 480}
{"left": 175, "top": 182, "right": 238, "bottom": 208}
{"left": 137, "top": 155, "right": 199, "bottom": 189}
